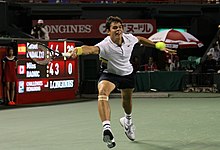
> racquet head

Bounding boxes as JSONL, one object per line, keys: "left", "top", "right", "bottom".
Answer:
{"left": 26, "top": 42, "right": 62, "bottom": 65}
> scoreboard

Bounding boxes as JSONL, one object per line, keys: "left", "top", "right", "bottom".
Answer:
{"left": 16, "top": 40, "right": 79, "bottom": 104}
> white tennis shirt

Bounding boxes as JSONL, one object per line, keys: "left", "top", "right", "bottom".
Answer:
{"left": 96, "top": 33, "right": 139, "bottom": 76}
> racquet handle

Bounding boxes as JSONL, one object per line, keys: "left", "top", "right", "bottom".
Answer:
{"left": 62, "top": 53, "right": 72, "bottom": 57}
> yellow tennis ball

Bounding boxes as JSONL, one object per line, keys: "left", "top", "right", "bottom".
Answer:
{"left": 155, "top": 42, "right": 166, "bottom": 50}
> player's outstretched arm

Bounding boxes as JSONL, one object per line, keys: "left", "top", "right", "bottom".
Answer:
{"left": 137, "top": 36, "right": 156, "bottom": 48}
{"left": 136, "top": 36, "right": 176, "bottom": 54}
{"left": 68, "top": 46, "right": 100, "bottom": 58}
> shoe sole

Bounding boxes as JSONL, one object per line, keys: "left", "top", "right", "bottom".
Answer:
{"left": 103, "top": 130, "right": 116, "bottom": 148}
{"left": 119, "top": 118, "right": 135, "bottom": 141}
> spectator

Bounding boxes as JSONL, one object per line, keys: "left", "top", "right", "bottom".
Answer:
{"left": 96, "top": 0, "right": 113, "bottom": 3}
{"left": 165, "top": 53, "right": 180, "bottom": 71}
{"left": 208, "top": 42, "right": 220, "bottom": 61}
{"left": 2, "top": 47, "right": 18, "bottom": 106}
{"left": 170, "top": 55, "right": 180, "bottom": 71}
{"left": 29, "top": 0, "right": 42, "bottom": 3}
{"left": 31, "top": 19, "right": 50, "bottom": 40}
{"left": 202, "top": 52, "right": 217, "bottom": 73}
{"left": 202, "top": 52, "right": 217, "bottom": 86}
{"left": 207, "top": 0, "right": 219, "bottom": 4}
{"left": 142, "top": 56, "right": 158, "bottom": 71}
{"left": 130, "top": 56, "right": 141, "bottom": 72}
{"left": 48, "top": 0, "right": 69, "bottom": 3}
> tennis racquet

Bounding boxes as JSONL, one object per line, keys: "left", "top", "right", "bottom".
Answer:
{"left": 26, "top": 42, "right": 71, "bottom": 65}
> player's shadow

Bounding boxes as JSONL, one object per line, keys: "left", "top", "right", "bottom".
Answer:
{"left": 133, "top": 140, "right": 176, "bottom": 150}
{"left": 133, "top": 140, "right": 220, "bottom": 150}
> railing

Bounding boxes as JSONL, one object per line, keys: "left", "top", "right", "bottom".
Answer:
{"left": 11, "top": 0, "right": 220, "bottom": 4}
{"left": 183, "top": 72, "right": 219, "bottom": 93}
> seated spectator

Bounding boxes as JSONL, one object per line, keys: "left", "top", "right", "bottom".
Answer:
{"left": 202, "top": 52, "right": 217, "bottom": 86}
{"left": 142, "top": 57, "right": 158, "bottom": 71}
{"left": 208, "top": 42, "right": 220, "bottom": 61}
{"left": 170, "top": 55, "right": 180, "bottom": 71}
{"left": 130, "top": 56, "right": 141, "bottom": 72}
{"left": 165, "top": 53, "right": 180, "bottom": 71}
{"left": 202, "top": 52, "right": 217, "bottom": 73}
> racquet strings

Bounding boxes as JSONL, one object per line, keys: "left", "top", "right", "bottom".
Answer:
{"left": 27, "top": 42, "right": 53, "bottom": 65}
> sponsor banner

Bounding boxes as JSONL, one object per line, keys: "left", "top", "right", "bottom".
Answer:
{"left": 17, "top": 79, "right": 74, "bottom": 93}
{"left": 32, "top": 19, "right": 156, "bottom": 39}
{"left": 49, "top": 79, "right": 74, "bottom": 90}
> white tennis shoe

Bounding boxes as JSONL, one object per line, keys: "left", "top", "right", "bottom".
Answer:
{"left": 119, "top": 117, "right": 135, "bottom": 141}
{"left": 103, "top": 128, "right": 116, "bottom": 148}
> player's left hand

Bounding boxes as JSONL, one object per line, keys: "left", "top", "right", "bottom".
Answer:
{"left": 161, "top": 48, "right": 177, "bottom": 54}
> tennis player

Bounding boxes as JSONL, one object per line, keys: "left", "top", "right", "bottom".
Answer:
{"left": 69, "top": 16, "right": 175, "bottom": 148}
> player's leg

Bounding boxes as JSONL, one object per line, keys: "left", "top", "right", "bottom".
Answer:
{"left": 98, "top": 80, "right": 116, "bottom": 148}
{"left": 120, "top": 88, "right": 136, "bottom": 141}
{"left": 98, "top": 80, "right": 115, "bottom": 122}
{"left": 121, "top": 88, "right": 134, "bottom": 114}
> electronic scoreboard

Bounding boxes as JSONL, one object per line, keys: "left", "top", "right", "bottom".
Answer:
{"left": 16, "top": 40, "right": 79, "bottom": 104}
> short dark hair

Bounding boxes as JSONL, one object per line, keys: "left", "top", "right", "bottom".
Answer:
{"left": 105, "top": 16, "right": 123, "bottom": 30}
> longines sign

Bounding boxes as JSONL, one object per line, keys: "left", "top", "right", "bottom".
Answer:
{"left": 32, "top": 19, "right": 156, "bottom": 39}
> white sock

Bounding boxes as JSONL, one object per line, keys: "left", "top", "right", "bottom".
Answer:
{"left": 102, "top": 120, "right": 111, "bottom": 129}
{"left": 125, "top": 113, "right": 132, "bottom": 125}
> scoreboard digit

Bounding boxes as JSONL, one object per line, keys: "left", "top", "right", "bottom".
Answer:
{"left": 66, "top": 60, "right": 77, "bottom": 77}
{"left": 47, "top": 61, "right": 65, "bottom": 77}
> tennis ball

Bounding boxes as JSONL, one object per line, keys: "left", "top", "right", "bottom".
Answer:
{"left": 155, "top": 42, "right": 166, "bottom": 50}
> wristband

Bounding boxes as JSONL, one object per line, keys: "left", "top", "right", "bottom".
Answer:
{"left": 76, "top": 47, "right": 83, "bottom": 55}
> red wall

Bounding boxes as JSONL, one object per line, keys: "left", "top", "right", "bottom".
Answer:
{"left": 0, "top": 47, "right": 7, "bottom": 101}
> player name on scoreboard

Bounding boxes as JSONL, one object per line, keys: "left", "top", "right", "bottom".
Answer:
{"left": 26, "top": 62, "right": 40, "bottom": 77}
{"left": 17, "top": 61, "right": 47, "bottom": 78}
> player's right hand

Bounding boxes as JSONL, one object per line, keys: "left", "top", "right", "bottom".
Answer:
{"left": 67, "top": 48, "right": 78, "bottom": 59}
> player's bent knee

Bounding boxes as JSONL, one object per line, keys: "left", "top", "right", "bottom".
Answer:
{"left": 98, "top": 95, "right": 109, "bottom": 101}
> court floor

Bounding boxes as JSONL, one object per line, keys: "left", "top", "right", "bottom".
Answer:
{"left": 0, "top": 97, "right": 220, "bottom": 150}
